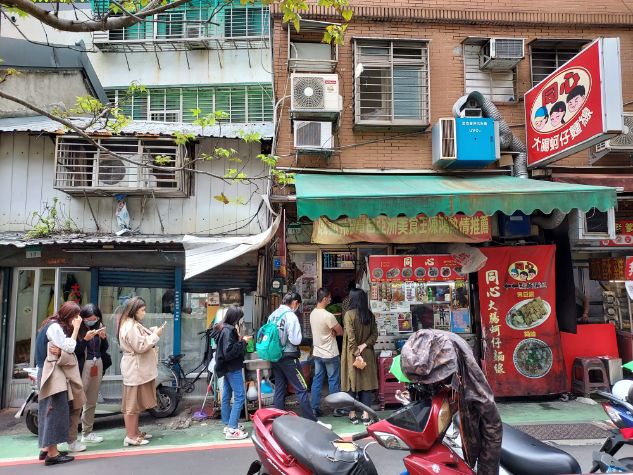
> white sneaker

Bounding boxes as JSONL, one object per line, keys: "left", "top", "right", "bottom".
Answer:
{"left": 317, "top": 420, "right": 333, "bottom": 430}
{"left": 223, "top": 424, "right": 245, "bottom": 434}
{"left": 225, "top": 428, "right": 249, "bottom": 440}
{"left": 67, "top": 440, "right": 87, "bottom": 452}
{"left": 81, "top": 433, "right": 103, "bottom": 444}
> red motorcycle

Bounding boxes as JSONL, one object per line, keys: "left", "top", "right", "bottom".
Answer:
{"left": 247, "top": 384, "right": 582, "bottom": 475}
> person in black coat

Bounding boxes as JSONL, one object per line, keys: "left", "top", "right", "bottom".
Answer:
{"left": 212, "top": 306, "right": 252, "bottom": 440}
{"left": 74, "top": 304, "right": 112, "bottom": 445}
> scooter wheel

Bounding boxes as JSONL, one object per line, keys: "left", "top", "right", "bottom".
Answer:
{"left": 25, "top": 410, "right": 38, "bottom": 435}
{"left": 148, "top": 386, "right": 180, "bottom": 418}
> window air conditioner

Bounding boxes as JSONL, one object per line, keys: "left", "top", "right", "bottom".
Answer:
{"left": 568, "top": 208, "right": 616, "bottom": 241}
{"left": 479, "top": 38, "right": 525, "bottom": 70}
{"left": 293, "top": 121, "right": 333, "bottom": 151}
{"left": 595, "top": 113, "right": 633, "bottom": 153}
{"left": 291, "top": 73, "right": 341, "bottom": 117}
{"left": 93, "top": 154, "right": 145, "bottom": 189}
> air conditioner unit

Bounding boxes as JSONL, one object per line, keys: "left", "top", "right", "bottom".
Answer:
{"left": 479, "top": 38, "right": 525, "bottom": 70}
{"left": 185, "top": 23, "right": 202, "bottom": 38}
{"left": 568, "top": 207, "right": 616, "bottom": 241}
{"left": 432, "top": 117, "right": 499, "bottom": 169}
{"left": 93, "top": 154, "right": 145, "bottom": 189}
{"left": 592, "top": 113, "right": 633, "bottom": 164}
{"left": 291, "top": 73, "right": 341, "bottom": 118}
{"left": 293, "top": 121, "right": 333, "bottom": 151}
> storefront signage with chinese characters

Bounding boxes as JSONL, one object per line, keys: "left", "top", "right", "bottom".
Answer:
{"left": 369, "top": 255, "right": 463, "bottom": 282}
{"left": 312, "top": 213, "right": 491, "bottom": 245}
{"left": 478, "top": 245, "right": 567, "bottom": 397}
{"left": 590, "top": 256, "right": 633, "bottom": 281}
{"left": 600, "top": 220, "right": 633, "bottom": 247}
{"left": 525, "top": 38, "right": 623, "bottom": 168}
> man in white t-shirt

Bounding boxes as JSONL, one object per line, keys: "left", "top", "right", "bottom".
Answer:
{"left": 310, "top": 288, "right": 343, "bottom": 417}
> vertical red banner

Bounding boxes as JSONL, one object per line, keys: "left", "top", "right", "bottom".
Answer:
{"left": 478, "top": 245, "right": 567, "bottom": 397}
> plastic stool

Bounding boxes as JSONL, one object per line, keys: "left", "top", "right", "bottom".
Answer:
{"left": 571, "top": 357, "right": 610, "bottom": 396}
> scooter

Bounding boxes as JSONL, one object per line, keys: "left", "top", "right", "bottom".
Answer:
{"left": 14, "top": 364, "right": 178, "bottom": 435}
{"left": 589, "top": 386, "right": 633, "bottom": 472}
{"left": 247, "top": 383, "right": 584, "bottom": 475}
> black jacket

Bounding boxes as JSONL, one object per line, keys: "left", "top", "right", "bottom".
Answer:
{"left": 213, "top": 324, "right": 246, "bottom": 378}
{"left": 75, "top": 335, "right": 110, "bottom": 375}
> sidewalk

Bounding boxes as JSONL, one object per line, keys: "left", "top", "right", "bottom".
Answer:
{"left": 0, "top": 396, "right": 613, "bottom": 465}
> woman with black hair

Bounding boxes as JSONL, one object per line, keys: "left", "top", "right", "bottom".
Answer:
{"left": 341, "top": 288, "right": 378, "bottom": 425}
{"left": 74, "top": 303, "right": 111, "bottom": 445}
{"left": 213, "top": 306, "right": 252, "bottom": 440}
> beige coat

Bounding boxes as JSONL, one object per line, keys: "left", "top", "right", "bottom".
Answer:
{"left": 40, "top": 343, "right": 86, "bottom": 410}
{"left": 119, "top": 319, "right": 160, "bottom": 387}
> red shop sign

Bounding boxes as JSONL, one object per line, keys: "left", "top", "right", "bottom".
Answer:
{"left": 524, "top": 38, "right": 623, "bottom": 168}
{"left": 368, "top": 255, "right": 463, "bottom": 282}
{"left": 600, "top": 220, "right": 633, "bottom": 247}
{"left": 477, "top": 245, "right": 567, "bottom": 397}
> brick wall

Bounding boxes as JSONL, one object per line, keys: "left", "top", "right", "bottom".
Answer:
{"left": 272, "top": 2, "right": 633, "bottom": 171}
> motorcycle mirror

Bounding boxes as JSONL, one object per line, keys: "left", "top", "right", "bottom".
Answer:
{"left": 325, "top": 392, "right": 356, "bottom": 409}
{"left": 325, "top": 392, "right": 379, "bottom": 421}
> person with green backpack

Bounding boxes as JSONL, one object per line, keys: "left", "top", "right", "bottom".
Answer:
{"left": 262, "top": 292, "right": 317, "bottom": 422}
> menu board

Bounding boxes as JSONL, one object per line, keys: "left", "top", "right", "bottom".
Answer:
{"left": 369, "top": 255, "right": 464, "bottom": 282}
{"left": 478, "top": 245, "right": 567, "bottom": 397}
{"left": 368, "top": 255, "right": 471, "bottom": 336}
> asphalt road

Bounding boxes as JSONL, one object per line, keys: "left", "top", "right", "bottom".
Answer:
{"left": 3, "top": 440, "right": 633, "bottom": 475}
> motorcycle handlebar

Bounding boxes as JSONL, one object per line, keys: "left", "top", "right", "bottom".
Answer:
{"left": 352, "top": 431, "right": 369, "bottom": 441}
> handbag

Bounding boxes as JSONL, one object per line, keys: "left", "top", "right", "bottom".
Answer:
{"left": 352, "top": 355, "right": 367, "bottom": 370}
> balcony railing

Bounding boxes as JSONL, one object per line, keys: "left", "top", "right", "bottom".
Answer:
{"left": 92, "top": 4, "right": 270, "bottom": 52}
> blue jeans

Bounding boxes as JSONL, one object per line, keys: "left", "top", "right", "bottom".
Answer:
{"left": 221, "top": 369, "right": 245, "bottom": 430}
{"left": 311, "top": 355, "right": 341, "bottom": 411}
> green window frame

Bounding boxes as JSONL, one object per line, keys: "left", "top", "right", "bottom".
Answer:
{"left": 107, "top": 84, "right": 273, "bottom": 123}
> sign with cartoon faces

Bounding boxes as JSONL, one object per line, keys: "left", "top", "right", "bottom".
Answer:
{"left": 525, "top": 38, "right": 623, "bottom": 168}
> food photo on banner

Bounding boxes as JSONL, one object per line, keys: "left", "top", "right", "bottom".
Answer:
{"left": 477, "top": 245, "right": 568, "bottom": 397}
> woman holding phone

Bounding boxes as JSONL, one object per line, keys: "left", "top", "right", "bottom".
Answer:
{"left": 74, "top": 304, "right": 111, "bottom": 445}
{"left": 117, "top": 297, "right": 163, "bottom": 447}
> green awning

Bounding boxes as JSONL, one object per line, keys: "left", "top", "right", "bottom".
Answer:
{"left": 295, "top": 174, "right": 617, "bottom": 220}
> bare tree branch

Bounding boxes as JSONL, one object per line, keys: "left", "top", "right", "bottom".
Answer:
{"left": 1, "top": 0, "right": 191, "bottom": 32}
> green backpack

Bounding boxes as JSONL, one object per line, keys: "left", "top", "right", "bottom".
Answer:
{"left": 256, "top": 311, "right": 289, "bottom": 362}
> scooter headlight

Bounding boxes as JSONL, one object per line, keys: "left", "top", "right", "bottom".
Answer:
{"left": 374, "top": 431, "right": 411, "bottom": 450}
{"left": 437, "top": 399, "right": 452, "bottom": 436}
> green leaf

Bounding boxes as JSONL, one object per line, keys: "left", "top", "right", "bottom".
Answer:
{"left": 213, "top": 193, "right": 230, "bottom": 204}
{"left": 342, "top": 8, "right": 353, "bottom": 21}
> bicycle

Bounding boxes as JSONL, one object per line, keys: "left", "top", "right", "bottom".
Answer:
{"left": 149, "top": 328, "right": 218, "bottom": 418}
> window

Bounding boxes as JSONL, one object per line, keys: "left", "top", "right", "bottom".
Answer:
{"left": 155, "top": 12, "right": 185, "bottom": 39}
{"left": 107, "top": 84, "right": 273, "bottom": 124}
{"left": 224, "top": 3, "right": 269, "bottom": 38}
{"left": 463, "top": 42, "right": 516, "bottom": 103}
{"left": 354, "top": 39, "right": 430, "bottom": 127}
{"left": 11, "top": 269, "right": 91, "bottom": 380}
{"left": 530, "top": 40, "right": 589, "bottom": 87}
{"left": 98, "top": 285, "right": 175, "bottom": 377}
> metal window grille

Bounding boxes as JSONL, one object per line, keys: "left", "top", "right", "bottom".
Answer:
{"left": 354, "top": 39, "right": 429, "bottom": 126}
{"left": 155, "top": 12, "right": 185, "bottom": 40}
{"left": 463, "top": 43, "right": 516, "bottom": 103}
{"left": 530, "top": 47, "right": 583, "bottom": 87}
{"left": 54, "top": 136, "right": 188, "bottom": 196}
{"left": 224, "top": 4, "right": 269, "bottom": 38}
{"left": 106, "top": 85, "right": 273, "bottom": 123}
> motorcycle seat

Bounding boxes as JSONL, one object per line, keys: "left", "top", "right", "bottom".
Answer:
{"left": 500, "top": 423, "right": 581, "bottom": 475}
{"left": 272, "top": 415, "right": 377, "bottom": 475}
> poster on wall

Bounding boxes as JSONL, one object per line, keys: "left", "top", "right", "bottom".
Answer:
{"left": 477, "top": 245, "right": 567, "bottom": 397}
{"left": 525, "top": 38, "right": 623, "bottom": 168}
